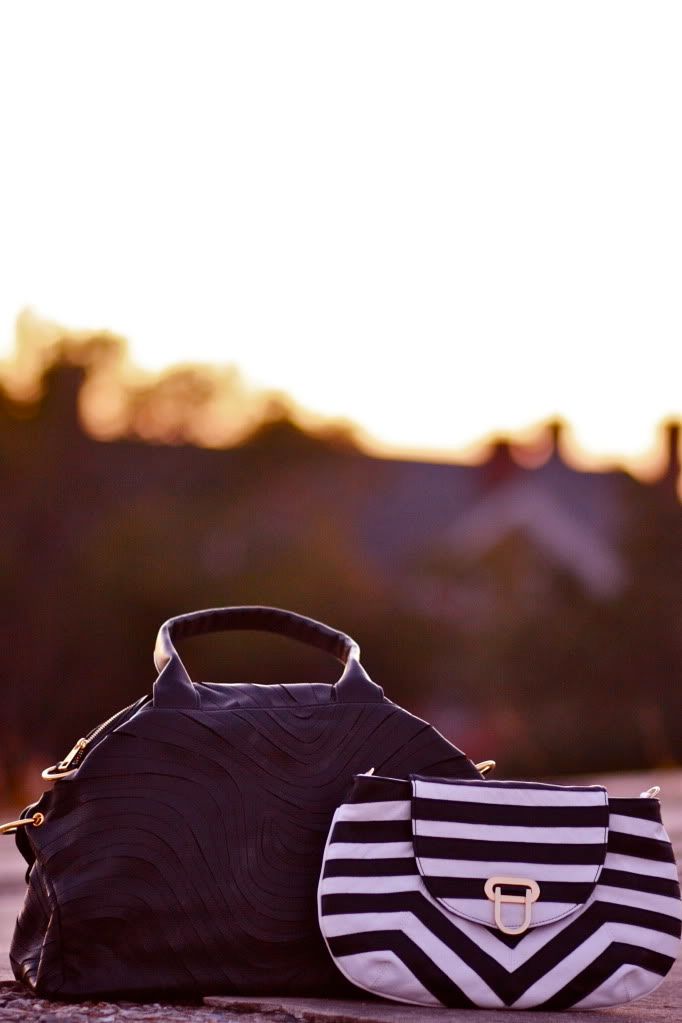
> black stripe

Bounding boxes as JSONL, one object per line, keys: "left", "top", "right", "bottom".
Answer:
{"left": 424, "top": 877, "right": 595, "bottom": 904}
{"left": 609, "top": 798, "right": 662, "bottom": 823}
{"left": 328, "top": 929, "right": 474, "bottom": 1008}
{"left": 348, "top": 778, "right": 411, "bottom": 803}
{"left": 413, "top": 797, "right": 608, "bottom": 828}
{"left": 599, "top": 868, "right": 681, "bottom": 898}
{"left": 608, "top": 830, "right": 677, "bottom": 863}
{"left": 538, "top": 943, "right": 675, "bottom": 1009}
{"left": 415, "top": 836, "right": 605, "bottom": 864}
{"left": 323, "top": 857, "right": 417, "bottom": 878}
{"left": 331, "top": 820, "right": 411, "bottom": 844}
{"left": 321, "top": 893, "right": 416, "bottom": 916}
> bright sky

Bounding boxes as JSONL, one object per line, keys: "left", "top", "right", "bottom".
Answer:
{"left": 0, "top": 2, "right": 680, "bottom": 465}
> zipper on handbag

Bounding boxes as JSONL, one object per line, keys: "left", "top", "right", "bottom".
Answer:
{"left": 49, "top": 696, "right": 148, "bottom": 775}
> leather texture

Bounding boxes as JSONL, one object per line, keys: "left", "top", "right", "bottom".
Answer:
{"left": 10, "top": 605, "right": 481, "bottom": 1000}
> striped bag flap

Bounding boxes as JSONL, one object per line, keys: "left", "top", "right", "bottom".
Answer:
{"left": 411, "top": 776, "right": 609, "bottom": 934}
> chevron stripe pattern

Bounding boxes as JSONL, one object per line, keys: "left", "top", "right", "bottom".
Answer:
{"left": 318, "top": 774, "right": 682, "bottom": 1010}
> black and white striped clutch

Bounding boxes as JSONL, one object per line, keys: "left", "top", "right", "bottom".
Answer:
{"left": 318, "top": 773, "right": 681, "bottom": 1010}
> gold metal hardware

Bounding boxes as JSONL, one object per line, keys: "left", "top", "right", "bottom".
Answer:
{"left": 640, "top": 786, "right": 661, "bottom": 799}
{"left": 41, "top": 697, "right": 146, "bottom": 782}
{"left": 41, "top": 764, "right": 78, "bottom": 781}
{"left": 484, "top": 875, "right": 540, "bottom": 935}
{"left": 475, "top": 760, "right": 496, "bottom": 777}
{"left": 42, "top": 737, "right": 90, "bottom": 780}
{"left": 58, "top": 738, "right": 88, "bottom": 771}
{"left": 0, "top": 812, "right": 45, "bottom": 836}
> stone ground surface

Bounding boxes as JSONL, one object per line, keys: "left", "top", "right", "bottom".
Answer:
{"left": 1, "top": 770, "right": 681, "bottom": 1022}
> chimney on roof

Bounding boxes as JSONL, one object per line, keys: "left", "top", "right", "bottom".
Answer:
{"left": 40, "top": 362, "right": 88, "bottom": 440}
{"left": 546, "top": 417, "right": 566, "bottom": 461}
{"left": 662, "top": 419, "right": 681, "bottom": 489}
{"left": 483, "top": 437, "right": 515, "bottom": 486}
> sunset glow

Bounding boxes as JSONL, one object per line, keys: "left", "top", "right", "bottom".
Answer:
{"left": 1, "top": 2, "right": 680, "bottom": 469}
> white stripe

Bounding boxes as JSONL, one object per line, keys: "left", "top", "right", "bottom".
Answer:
{"left": 512, "top": 923, "right": 681, "bottom": 1008}
{"left": 333, "top": 949, "right": 440, "bottom": 1006}
{"left": 337, "top": 801, "right": 410, "bottom": 822}
{"left": 321, "top": 875, "right": 421, "bottom": 895}
{"left": 605, "top": 851, "right": 680, "bottom": 880}
{"left": 413, "top": 780, "right": 606, "bottom": 807}
{"left": 324, "top": 841, "right": 414, "bottom": 860}
{"left": 417, "top": 858, "right": 601, "bottom": 881}
{"left": 595, "top": 884, "right": 682, "bottom": 919}
{"left": 321, "top": 910, "right": 505, "bottom": 1008}
{"left": 414, "top": 820, "right": 606, "bottom": 843}
{"left": 434, "top": 897, "right": 579, "bottom": 927}
{"left": 608, "top": 813, "right": 669, "bottom": 841}
{"left": 573, "top": 964, "right": 665, "bottom": 1009}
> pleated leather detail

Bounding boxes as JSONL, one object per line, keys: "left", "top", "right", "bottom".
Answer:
{"left": 11, "top": 699, "right": 478, "bottom": 999}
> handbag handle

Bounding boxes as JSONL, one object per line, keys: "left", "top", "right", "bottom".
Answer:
{"left": 153, "top": 605, "right": 385, "bottom": 708}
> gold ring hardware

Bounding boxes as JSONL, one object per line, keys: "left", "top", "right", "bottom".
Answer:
{"left": 484, "top": 875, "right": 540, "bottom": 935}
{"left": 0, "top": 812, "right": 45, "bottom": 836}
{"left": 41, "top": 764, "right": 79, "bottom": 781}
{"left": 475, "top": 760, "right": 496, "bottom": 777}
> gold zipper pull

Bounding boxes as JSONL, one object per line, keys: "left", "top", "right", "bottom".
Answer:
{"left": 42, "top": 738, "right": 89, "bottom": 779}
{"left": 41, "top": 696, "right": 147, "bottom": 782}
{"left": 57, "top": 738, "right": 89, "bottom": 772}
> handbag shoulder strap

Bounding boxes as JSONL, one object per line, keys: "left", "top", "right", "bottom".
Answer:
{"left": 153, "top": 605, "right": 384, "bottom": 708}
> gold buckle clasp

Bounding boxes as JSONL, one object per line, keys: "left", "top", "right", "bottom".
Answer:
{"left": 484, "top": 875, "right": 540, "bottom": 935}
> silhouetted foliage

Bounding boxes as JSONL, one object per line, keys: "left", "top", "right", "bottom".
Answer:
{"left": 1, "top": 333, "right": 681, "bottom": 799}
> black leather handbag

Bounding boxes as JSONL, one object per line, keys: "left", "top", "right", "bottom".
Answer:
{"left": 5, "top": 606, "right": 481, "bottom": 1000}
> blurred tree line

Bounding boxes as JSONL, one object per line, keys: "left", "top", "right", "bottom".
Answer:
{"left": 1, "top": 322, "right": 681, "bottom": 799}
